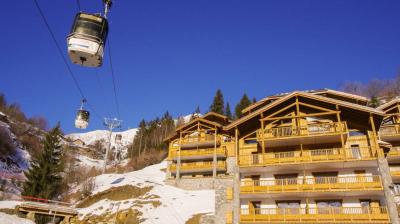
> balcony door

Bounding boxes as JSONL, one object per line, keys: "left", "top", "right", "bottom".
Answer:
{"left": 275, "top": 173, "right": 298, "bottom": 185}
{"left": 312, "top": 172, "right": 338, "bottom": 184}
{"left": 360, "top": 199, "right": 380, "bottom": 214}
{"left": 249, "top": 201, "right": 262, "bottom": 215}
{"left": 251, "top": 175, "right": 261, "bottom": 186}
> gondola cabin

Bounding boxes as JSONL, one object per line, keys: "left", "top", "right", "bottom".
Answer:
{"left": 75, "top": 109, "right": 90, "bottom": 129}
{"left": 67, "top": 12, "right": 109, "bottom": 67}
{"left": 115, "top": 134, "right": 122, "bottom": 144}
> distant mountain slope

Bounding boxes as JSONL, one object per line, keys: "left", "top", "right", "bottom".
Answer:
{"left": 67, "top": 129, "right": 137, "bottom": 148}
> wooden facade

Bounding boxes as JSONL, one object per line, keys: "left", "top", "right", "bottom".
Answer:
{"left": 165, "top": 90, "right": 399, "bottom": 224}
{"left": 165, "top": 112, "right": 235, "bottom": 178}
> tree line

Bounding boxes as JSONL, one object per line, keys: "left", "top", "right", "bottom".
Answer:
{"left": 341, "top": 73, "right": 400, "bottom": 107}
{"left": 204, "top": 89, "right": 257, "bottom": 119}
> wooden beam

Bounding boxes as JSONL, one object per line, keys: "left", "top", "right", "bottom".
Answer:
{"left": 261, "top": 111, "right": 339, "bottom": 121}
{"left": 261, "top": 113, "right": 265, "bottom": 154}
{"left": 369, "top": 114, "right": 381, "bottom": 158}
{"left": 265, "top": 102, "right": 297, "bottom": 119}
{"left": 295, "top": 96, "right": 300, "bottom": 127}
{"left": 336, "top": 105, "right": 346, "bottom": 152}
{"left": 298, "top": 102, "right": 335, "bottom": 112}
{"left": 235, "top": 128, "right": 239, "bottom": 165}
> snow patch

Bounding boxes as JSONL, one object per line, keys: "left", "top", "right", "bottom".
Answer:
{"left": 0, "top": 200, "right": 22, "bottom": 209}
{"left": 0, "top": 212, "right": 34, "bottom": 224}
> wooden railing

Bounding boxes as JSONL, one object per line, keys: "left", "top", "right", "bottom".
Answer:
{"left": 388, "top": 146, "right": 400, "bottom": 157}
{"left": 239, "top": 147, "right": 376, "bottom": 167}
{"left": 169, "top": 161, "right": 226, "bottom": 171}
{"left": 390, "top": 170, "right": 400, "bottom": 177}
{"left": 258, "top": 122, "right": 347, "bottom": 140}
{"left": 240, "top": 207, "right": 389, "bottom": 223}
{"left": 180, "top": 134, "right": 220, "bottom": 145}
{"left": 169, "top": 148, "right": 226, "bottom": 158}
{"left": 241, "top": 175, "right": 383, "bottom": 194}
{"left": 380, "top": 124, "right": 400, "bottom": 136}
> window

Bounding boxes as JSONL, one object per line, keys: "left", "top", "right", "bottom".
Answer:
{"left": 316, "top": 200, "right": 342, "bottom": 214}
{"left": 349, "top": 131, "right": 365, "bottom": 136}
{"left": 351, "top": 144, "right": 362, "bottom": 159}
{"left": 276, "top": 200, "right": 301, "bottom": 214}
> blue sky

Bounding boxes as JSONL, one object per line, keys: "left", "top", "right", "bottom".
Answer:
{"left": 1, "top": 0, "right": 399, "bottom": 133}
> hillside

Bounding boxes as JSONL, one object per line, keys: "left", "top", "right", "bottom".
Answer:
{"left": 72, "top": 161, "right": 214, "bottom": 224}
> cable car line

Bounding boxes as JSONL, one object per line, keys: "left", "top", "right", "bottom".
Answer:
{"left": 32, "top": 0, "right": 86, "bottom": 99}
{"left": 107, "top": 39, "right": 121, "bottom": 119}
{"left": 32, "top": 0, "right": 104, "bottom": 126}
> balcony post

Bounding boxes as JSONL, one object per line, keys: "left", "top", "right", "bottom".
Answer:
{"left": 177, "top": 132, "right": 181, "bottom": 179}
{"left": 261, "top": 113, "right": 265, "bottom": 155}
{"left": 213, "top": 128, "right": 217, "bottom": 179}
{"left": 336, "top": 106, "right": 346, "bottom": 161}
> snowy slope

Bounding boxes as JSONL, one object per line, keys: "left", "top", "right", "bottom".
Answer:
{"left": 67, "top": 129, "right": 137, "bottom": 148}
{"left": 0, "top": 213, "right": 34, "bottom": 224}
{"left": 77, "top": 161, "right": 215, "bottom": 223}
{"left": 66, "top": 128, "right": 137, "bottom": 161}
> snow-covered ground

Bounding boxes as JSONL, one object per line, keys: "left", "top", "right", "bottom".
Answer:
{"left": 77, "top": 161, "right": 215, "bottom": 223}
{"left": 0, "top": 200, "right": 22, "bottom": 209}
{"left": 0, "top": 213, "right": 34, "bottom": 224}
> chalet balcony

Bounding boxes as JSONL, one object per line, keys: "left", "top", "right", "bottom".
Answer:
{"left": 257, "top": 122, "right": 348, "bottom": 147}
{"left": 240, "top": 207, "right": 389, "bottom": 223}
{"left": 240, "top": 175, "right": 383, "bottom": 197}
{"left": 379, "top": 124, "right": 400, "bottom": 142}
{"left": 169, "top": 161, "right": 226, "bottom": 174}
{"left": 387, "top": 146, "right": 400, "bottom": 162}
{"left": 239, "top": 147, "right": 377, "bottom": 172}
{"left": 390, "top": 167, "right": 400, "bottom": 182}
{"left": 179, "top": 134, "right": 221, "bottom": 149}
{"left": 169, "top": 148, "right": 227, "bottom": 161}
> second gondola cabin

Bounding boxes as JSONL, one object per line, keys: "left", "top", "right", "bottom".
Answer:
{"left": 67, "top": 12, "right": 109, "bottom": 67}
{"left": 75, "top": 109, "right": 90, "bottom": 129}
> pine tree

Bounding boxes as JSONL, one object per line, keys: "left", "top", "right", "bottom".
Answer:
{"left": 369, "top": 96, "right": 381, "bottom": 107}
{"left": 235, "top": 94, "right": 252, "bottom": 119}
{"left": 209, "top": 89, "right": 225, "bottom": 115}
{"left": 22, "top": 124, "right": 64, "bottom": 200}
{"left": 252, "top": 97, "right": 257, "bottom": 103}
{"left": 225, "top": 102, "right": 233, "bottom": 120}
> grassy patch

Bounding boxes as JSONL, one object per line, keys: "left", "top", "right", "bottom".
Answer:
{"left": 76, "top": 185, "right": 153, "bottom": 208}
{"left": 185, "top": 213, "right": 207, "bottom": 224}
{"left": 71, "top": 208, "right": 142, "bottom": 224}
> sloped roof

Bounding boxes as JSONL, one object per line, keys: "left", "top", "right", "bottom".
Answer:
{"left": 164, "top": 112, "right": 230, "bottom": 142}
{"left": 226, "top": 91, "right": 383, "bottom": 130}
{"left": 241, "top": 89, "right": 368, "bottom": 114}
{"left": 377, "top": 97, "right": 400, "bottom": 111}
